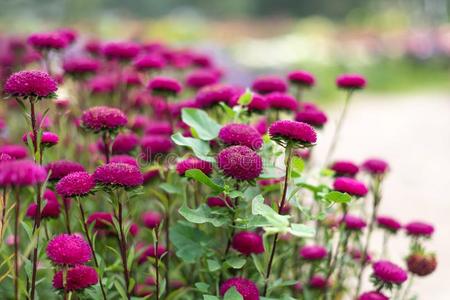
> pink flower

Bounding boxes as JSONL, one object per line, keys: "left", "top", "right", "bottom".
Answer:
{"left": 336, "top": 74, "right": 366, "bottom": 90}
{"left": 376, "top": 216, "right": 402, "bottom": 233}
{"left": 141, "top": 211, "right": 162, "bottom": 229}
{"left": 26, "top": 190, "right": 61, "bottom": 219}
{"left": 87, "top": 212, "right": 114, "bottom": 230}
{"left": 0, "top": 144, "right": 28, "bottom": 159}
{"left": 219, "top": 123, "right": 263, "bottom": 150}
{"left": 231, "top": 231, "right": 265, "bottom": 255}
{"left": 145, "top": 121, "right": 173, "bottom": 135}
{"left": 46, "top": 160, "right": 85, "bottom": 181}
{"left": 46, "top": 234, "right": 92, "bottom": 265}
{"left": 4, "top": 70, "right": 57, "bottom": 98}
{"left": 404, "top": 221, "right": 434, "bottom": 237}
{"left": 288, "top": 70, "right": 315, "bottom": 87}
{"left": 207, "top": 197, "right": 232, "bottom": 208}
{"left": 295, "top": 108, "right": 327, "bottom": 128}
{"left": 147, "top": 76, "right": 182, "bottom": 95}
{"left": 141, "top": 135, "right": 173, "bottom": 161}
{"left": 330, "top": 160, "right": 359, "bottom": 177}
{"left": 176, "top": 158, "right": 213, "bottom": 176}
{"left": 88, "top": 75, "right": 117, "bottom": 94}
{"left": 56, "top": 171, "right": 94, "bottom": 197}
{"left": 251, "top": 75, "right": 287, "bottom": 94}
{"left": 22, "top": 131, "right": 59, "bottom": 147}
{"left": 220, "top": 278, "right": 259, "bottom": 300}
{"left": 358, "top": 291, "right": 389, "bottom": 300}
{"left": 185, "top": 69, "right": 219, "bottom": 89}
{"left": 27, "top": 32, "right": 68, "bottom": 50}
{"left": 102, "top": 41, "right": 141, "bottom": 60}
{"left": 53, "top": 265, "right": 98, "bottom": 291}
{"left": 94, "top": 162, "right": 143, "bottom": 188}
{"left": 341, "top": 214, "right": 367, "bottom": 231}
{"left": 81, "top": 106, "right": 127, "bottom": 132}
{"left": 372, "top": 260, "right": 408, "bottom": 285}
{"left": 217, "top": 146, "right": 263, "bottom": 181}
{"left": 333, "top": 177, "right": 368, "bottom": 197}
{"left": 138, "top": 245, "right": 168, "bottom": 264}
{"left": 0, "top": 159, "right": 47, "bottom": 187}
{"left": 111, "top": 133, "right": 140, "bottom": 154}
{"left": 0, "top": 153, "right": 13, "bottom": 162}
{"left": 269, "top": 120, "right": 317, "bottom": 146}
{"left": 266, "top": 92, "right": 298, "bottom": 111}
{"left": 195, "top": 84, "right": 234, "bottom": 108}
{"left": 362, "top": 158, "right": 389, "bottom": 175}
{"left": 133, "top": 54, "right": 166, "bottom": 71}
{"left": 56, "top": 28, "right": 77, "bottom": 44}
{"left": 63, "top": 57, "right": 100, "bottom": 76}
{"left": 308, "top": 275, "right": 329, "bottom": 290}
{"left": 299, "top": 245, "right": 328, "bottom": 261}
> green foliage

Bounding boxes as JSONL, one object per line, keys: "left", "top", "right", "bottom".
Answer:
{"left": 181, "top": 108, "right": 221, "bottom": 141}
{"left": 171, "top": 132, "right": 214, "bottom": 162}
{"left": 169, "top": 221, "right": 212, "bottom": 263}
{"left": 185, "top": 169, "right": 224, "bottom": 193}
{"left": 179, "top": 204, "right": 230, "bottom": 227}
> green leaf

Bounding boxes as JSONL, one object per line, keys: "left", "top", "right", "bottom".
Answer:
{"left": 170, "top": 222, "right": 211, "bottom": 263}
{"left": 238, "top": 89, "right": 253, "bottom": 106}
{"left": 179, "top": 204, "right": 229, "bottom": 227}
{"left": 160, "top": 183, "right": 182, "bottom": 195}
{"left": 195, "top": 282, "right": 210, "bottom": 293}
{"left": 289, "top": 223, "right": 315, "bottom": 238}
{"left": 251, "top": 254, "right": 265, "bottom": 277}
{"left": 203, "top": 296, "right": 220, "bottom": 300}
{"left": 226, "top": 257, "right": 246, "bottom": 269}
{"left": 325, "top": 191, "right": 351, "bottom": 204}
{"left": 181, "top": 108, "right": 221, "bottom": 141}
{"left": 114, "top": 280, "right": 128, "bottom": 300}
{"left": 251, "top": 195, "right": 289, "bottom": 228}
{"left": 171, "top": 132, "right": 214, "bottom": 162}
{"left": 260, "top": 165, "right": 284, "bottom": 179}
{"left": 185, "top": 169, "right": 224, "bottom": 193}
{"left": 291, "top": 156, "right": 305, "bottom": 175}
{"left": 207, "top": 259, "right": 221, "bottom": 272}
{"left": 224, "top": 287, "right": 244, "bottom": 300}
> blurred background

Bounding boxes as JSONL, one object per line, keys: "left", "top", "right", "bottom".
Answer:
{"left": 1, "top": 0, "right": 449, "bottom": 298}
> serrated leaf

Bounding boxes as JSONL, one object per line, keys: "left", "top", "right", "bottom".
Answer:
{"left": 181, "top": 108, "right": 221, "bottom": 141}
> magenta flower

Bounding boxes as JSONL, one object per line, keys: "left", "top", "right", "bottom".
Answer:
{"left": 110, "top": 155, "right": 138, "bottom": 167}
{"left": 372, "top": 260, "right": 408, "bottom": 285}
{"left": 147, "top": 76, "right": 182, "bottom": 96}
{"left": 141, "top": 211, "right": 162, "bottom": 229}
{"left": 27, "top": 32, "right": 68, "bottom": 50}
{"left": 81, "top": 106, "right": 127, "bottom": 132}
{"left": 56, "top": 28, "right": 77, "bottom": 44}
{"left": 219, "top": 123, "right": 263, "bottom": 150}
{"left": 46, "top": 160, "right": 85, "bottom": 181}
{"left": 26, "top": 189, "right": 60, "bottom": 219}
{"left": 186, "top": 69, "right": 219, "bottom": 89}
{"left": 122, "top": 71, "right": 142, "bottom": 87}
{"left": 56, "top": 171, "right": 94, "bottom": 197}
{"left": 404, "top": 221, "right": 434, "bottom": 237}
{"left": 333, "top": 177, "right": 368, "bottom": 197}
{"left": 145, "top": 121, "right": 173, "bottom": 135}
{"left": 220, "top": 278, "right": 259, "bottom": 300}
{"left": 108, "top": 132, "right": 139, "bottom": 154}
{"left": 362, "top": 158, "right": 389, "bottom": 175}
{"left": 138, "top": 245, "right": 168, "bottom": 264}
{"left": 217, "top": 146, "right": 263, "bottom": 181}
{"left": 308, "top": 275, "right": 329, "bottom": 290}
{"left": 176, "top": 158, "right": 213, "bottom": 176}
{"left": 143, "top": 169, "right": 160, "bottom": 184}
{"left": 376, "top": 215, "right": 402, "bottom": 233}
{"left": 0, "top": 144, "right": 28, "bottom": 159}
{"left": 336, "top": 74, "right": 366, "bottom": 90}
{"left": 141, "top": 135, "right": 173, "bottom": 161}
{"left": 22, "top": 131, "right": 59, "bottom": 147}
{"left": 102, "top": 41, "right": 140, "bottom": 61}
{"left": 4, "top": 70, "right": 57, "bottom": 98}
{"left": 46, "top": 233, "right": 92, "bottom": 265}
{"left": 341, "top": 214, "right": 367, "bottom": 231}
{"left": 0, "top": 159, "right": 47, "bottom": 187}
{"left": 266, "top": 92, "right": 298, "bottom": 111}
{"left": 288, "top": 70, "right": 315, "bottom": 87}
{"left": 87, "top": 212, "right": 114, "bottom": 230}
{"left": 269, "top": 120, "right": 317, "bottom": 147}
{"left": 0, "top": 153, "right": 13, "bottom": 162}
{"left": 299, "top": 245, "right": 328, "bottom": 261}
{"left": 295, "top": 108, "right": 328, "bottom": 128}
{"left": 251, "top": 75, "right": 287, "bottom": 94}
{"left": 133, "top": 54, "right": 166, "bottom": 71}
{"left": 94, "top": 162, "right": 143, "bottom": 188}
{"left": 88, "top": 75, "right": 117, "bottom": 94}
{"left": 207, "top": 197, "right": 232, "bottom": 208}
{"left": 53, "top": 265, "right": 98, "bottom": 291}
{"left": 63, "top": 57, "right": 100, "bottom": 77}
{"left": 169, "top": 99, "right": 199, "bottom": 117}
{"left": 358, "top": 291, "right": 389, "bottom": 300}
{"left": 330, "top": 160, "right": 359, "bottom": 177}
{"left": 195, "top": 84, "right": 234, "bottom": 108}
{"left": 231, "top": 231, "right": 264, "bottom": 255}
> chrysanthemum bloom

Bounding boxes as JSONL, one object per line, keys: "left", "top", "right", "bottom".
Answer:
{"left": 362, "top": 158, "right": 389, "bottom": 175}
{"left": 122, "top": 71, "right": 142, "bottom": 87}
{"left": 147, "top": 76, "right": 182, "bottom": 97}
{"left": 0, "top": 153, "right": 13, "bottom": 162}
{"left": 145, "top": 121, "right": 173, "bottom": 135}
{"left": 251, "top": 75, "right": 287, "bottom": 94}
{"left": 295, "top": 108, "right": 328, "bottom": 128}
{"left": 63, "top": 57, "right": 100, "bottom": 78}
{"left": 143, "top": 169, "right": 160, "bottom": 184}
{"left": 102, "top": 41, "right": 140, "bottom": 61}
{"left": 195, "top": 84, "right": 234, "bottom": 108}
{"left": 133, "top": 54, "right": 166, "bottom": 71}
{"left": 110, "top": 155, "right": 138, "bottom": 167}
{"left": 130, "top": 115, "right": 150, "bottom": 131}
{"left": 336, "top": 74, "right": 366, "bottom": 90}
{"left": 217, "top": 146, "right": 263, "bottom": 181}
{"left": 141, "top": 211, "right": 162, "bottom": 229}
{"left": 207, "top": 197, "right": 232, "bottom": 208}
{"left": 333, "top": 177, "right": 368, "bottom": 197}
{"left": 94, "top": 162, "right": 143, "bottom": 188}
{"left": 176, "top": 158, "right": 213, "bottom": 176}
{"left": 220, "top": 277, "right": 259, "bottom": 300}
{"left": 0, "top": 159, "right": 47, "bottom": 187}
{"left": 341, "top": 214, "right": 367, "bottom": 231}
{"left": 245, "top": 93, "right": 269, "bottom": 112}
{"left": 85, "top": 39, "right": 101, "bottom": 56}
{"left": 288, "top": 70, "right": 315, "bottom": 88}
{"left": 358, "top": 291, "right": 389, "bottom": 300}
{"left": 109, "top": 132, "right": 139, "bottom": 154}
{"left": 53, "top": 265, "right": 98, "bottom": 291}
{"left": 87, "top": 212, "right": 114, "bottom": 230}
{"left": 56, "top": 171, "right": 94, "bottom": 198}
{"left": 134, "top": 284, "right": 153, "bottom": 297}
{"left": 0, "top": 144, "right": 28, "bottom": 159}
{"left": 219, "top": 123, "right": 263, "bottom": 150}
{"left": 231, "top": 231, "right": 264, "bottom": 255}
{"left": 81, "top": 106, "right": 127, "bottom": 132}
{"left": 308, "top": 275, "right": 329, "bottom": 290}
{"left": 299, "top": 245, "right": 328, "bottom": 261}
{"left": 350, "top": 248, "right": 372, "bottom": 264}
{"left": 138, "top": 245, "right": 168, "bottom": 264}
{"left": 46, "top": 233, "right": 92, "bottom": 265}
{"left": 141, "top": 135, "right": 173, "bottom": 161}
{"left": 269, "top": 120, "right": 317, "bottom": 148}
{"left": 406, "top": 252, "right": 437, "bottom": 276}
{"left": 185, "top": 69, "right": 219, "bottom": 89}
{"left": 254, "top": 117, "right": 268, "bottom": 135}
{"left": 372, "top": 260, "right": 408, "bottom": 285}
{"left": 266, "top": 92, "right": 298, "bottom": 111}
{"left": 27, "top": 32, "right": 68, "bottom": 50}
{"left": 88, "top": 75, "right": 117, "bottom": 94}
{"left": 26, "top": 191, "right": 60, "bottom": 219}
{"left": 4, "top": 70, "right": 57, "bottom": 99}
{"left": 54, "top": 98, "right": 70, "bottom": 110}
{"left": 22, "top": 131, "right": 59, "bottom": 148}
{"left": 169, "top": 99, "right": 199, "bottom": 117}
{"left": 46, "top": 160, "right": 85, "bottom": 181}
{"left": 404, "top": 221, "right": 434, "bottom": 237}
{"left": 330, "top": 160, "right": 359, "bottom": 177}
{"left": 376, "top": 216, "right": 402, "bottom": 234}
{"left": 56, "top": 28, "right": 77, "bottom": 44}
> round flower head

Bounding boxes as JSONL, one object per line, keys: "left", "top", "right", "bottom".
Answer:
{"left": 46, "top": 160, "right": 85, "bottom": 181}
{"left": 147, "top": 76, "right": 181, "bottom": 96}
{"left": 56, "top": 28, "right": 77, "bottom": 44}
{"left": 63, "top": 57, "right": 100, "bottom": 77}
{"left": 185, "top": 69, "right": 219, "bottom": 89}
{"left": 94, "top": 162, "right": 143, "bottom": 188}
{"left": 87, "top": 212, "right": 113, "bottom": 230}
{"left": 299, "top": 245, "right": 328, "bottom": 261}
{"left": 217, "top": 146, "right": 263, "bottom": 181}
{"left": 176, "top": 158, "right": 213, "bottom": 176}
{"left": 88, "top": 75, "right": 117, "bottom": 94}
{"left": 110, "top": 155, "right": 138, "bottom": 167}
{"left": 111, "top": 132, "right": 139, "bottom": 154}
{"left": 341, "top": 214, "right": 367, "bottom": 231}
{"left": 207, "top": 197, "right": 232, "bottom": 208}
{"left": 288, "top": 70, "right": 315, "bottom": 87}
{"left": 376, "top": 216, "right": 402, "bottom": 233}
{"left": 145, "top": 121, "right": 173, "bottom": 135}
{"left": 358, "top": 291, "right": 389, "bottom": 300}
{"left": 26, "top": 193, "right": 60, "bottom": 219}
{"left": 350, "top": 248, "right": 372, "bottom": 264}
{"left": 102, "top": 41, "right": 140, "bottom": 61}
{"left": 336, "top": 74, "right": 366, "bottom": 90}
{"left": 269, "top": 120, "right": 317, "bottom": 147}
{"left": 330, "top": 160, "right": 359, "bottom": 177}
{"left": 0, "top": 153, "right": 13, "bottom": 162}
{"left": 404, "top": 221, "right": 434, "bottom": 237}
{"left": 251, "top": 75, "right": 287, "bottom": 94}
{"left": 308, "top": 275, "right": 329, "bottom": 290}
{"left": 56, "top": 171, "right": 94, "bottom": 197}
{"left": 295, "top": 108, "right": 328, "bottom": 128}
{"left": 0, "top": 159, "right": 47, "bottom": 187}
{"left": 141, "top": 211, "right": 162, "bottom": 229}
{"left": 245, "top": 93, "right": 268, "bottom": 112}
{"left": 27, "top": 32, "right": 68, "bottom": 50}
{"left": 406, "top": 252, "right": 437, "bottom": 277}
{"left": 372, "top": 260, "right": 408, "bottom": 285}
{"left": 266, "top": 92, "right": 298, "bottom": 111}
{"left": 219, "top": 123, "right": 263, "bottom": 150}
{"left": 169, "top": 99, "right": 199, "bottom": 117}
{"left": 195, "top": 84, "right": 234, "bottom": 108}
{"left": 333, "top": 177, "right": 368, "bottom": 197}
{"left": 53, "top": 265, "right": 98, "bottom": 291}
{"left": 231, "top": 231, "right": 264, "bottom": 255}
{"left": 362, "top": 158, "right": 389, "bottom": 175}
{"left": 4, "top": 70, "right": 57, "bottom": 98}
{"left": 220, "top": 278, "right": 259, "bottom": 300}
{"left": 133, "top": 54, "right": 166, "bottom": 71}
{"left": 22, "top": 131, "right": 59, "bottom": 148}
{"left": 46, "top": 233, "right": 92, "bottom": 265}
{"left": 81, "top": 106, "right": 127, "bottom": 132}
{"left": 138, "top": 245, "right": 168, "bottom": 264}
{"left": 0, "top": 144, "right": 27, "bottom": 159}
{"left": 141, "top": 135, "right": 173, "bottom": 161}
